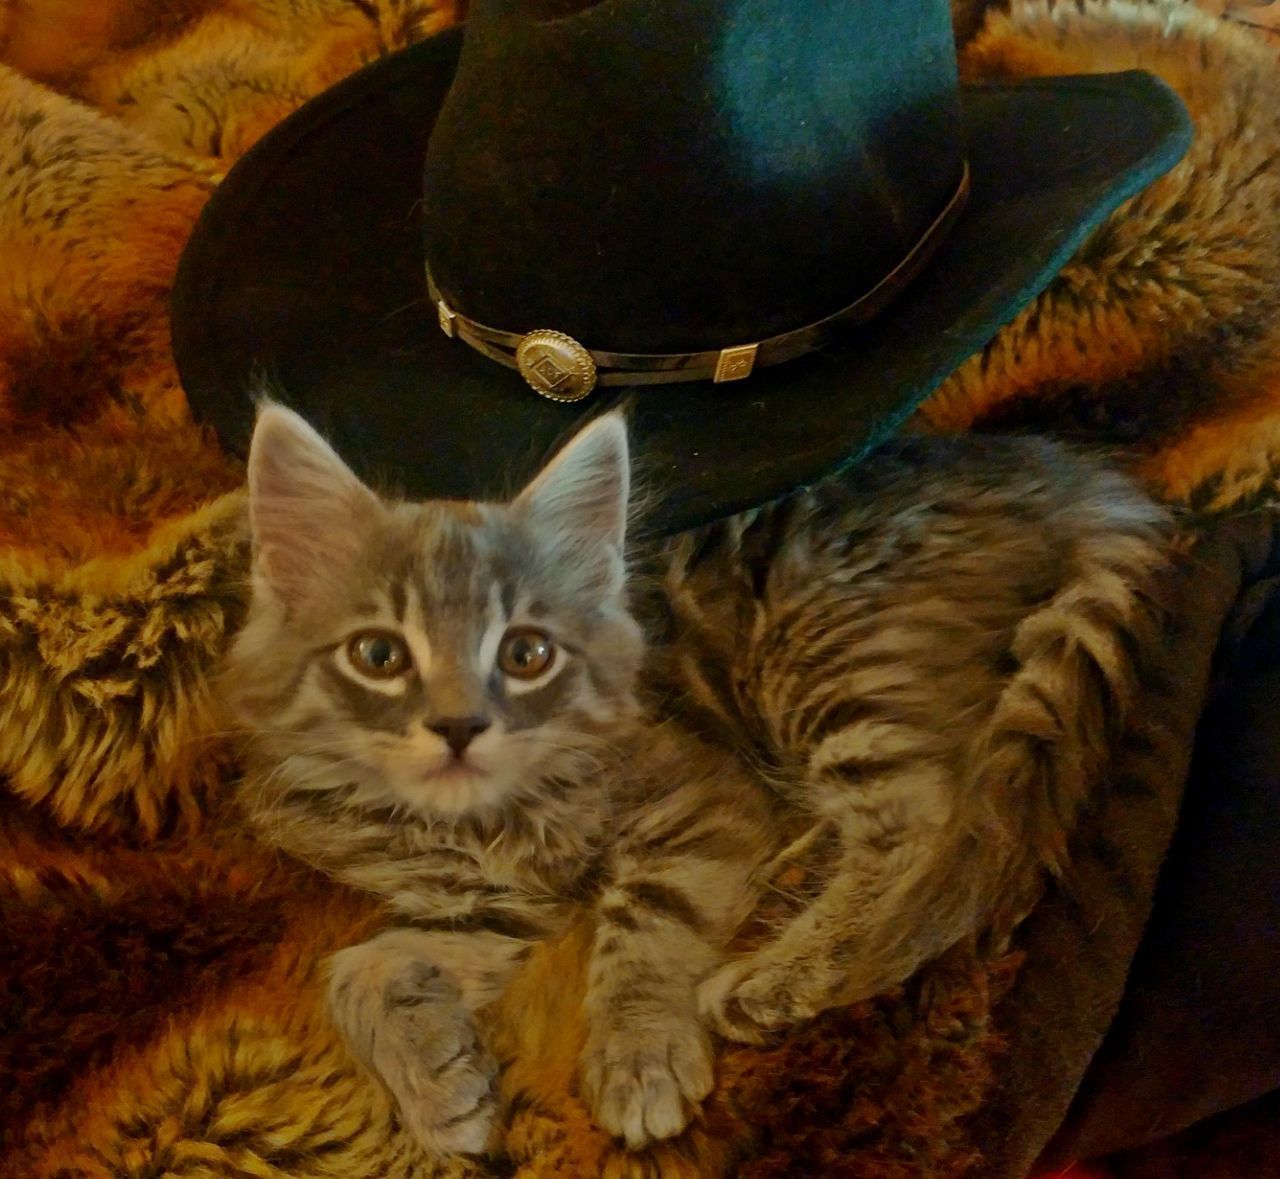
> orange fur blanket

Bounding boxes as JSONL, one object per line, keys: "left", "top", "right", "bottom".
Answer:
{"left": 2, "top": 3, "right": 1280, "bottom": 1177}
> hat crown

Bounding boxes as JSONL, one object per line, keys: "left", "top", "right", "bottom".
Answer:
{"left": 422, "top": 0, "right": 964, "bottom": 355}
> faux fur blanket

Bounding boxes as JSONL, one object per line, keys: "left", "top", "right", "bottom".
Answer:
{"left": 2, "top": 2, "right": 1279, "bottom": 1177}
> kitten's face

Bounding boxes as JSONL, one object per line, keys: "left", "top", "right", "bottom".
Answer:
{"left": 226, "top": 406, "right": 642, "bottom": 820}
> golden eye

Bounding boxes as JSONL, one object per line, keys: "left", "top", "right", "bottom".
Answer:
{"left": 498, "top": 627, "right": 555, "bottom": 680}
{"left": 347, "top": 631, "right": 410, "bottom": 679}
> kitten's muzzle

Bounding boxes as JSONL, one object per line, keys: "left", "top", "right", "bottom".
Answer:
{"left": 428, "top": 715, "right": 491, "bottom": 757}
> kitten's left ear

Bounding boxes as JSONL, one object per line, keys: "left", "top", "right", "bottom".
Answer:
{"left": 247, "top": 402, "right": 382, "bottom": 606}
{"left": 515, "top": 412, "right": 630, "bottom": 553}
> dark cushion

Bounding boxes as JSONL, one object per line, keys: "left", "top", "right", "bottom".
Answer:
{"left": 1041, "top": 507, "right": 1280, "bottom": 1165}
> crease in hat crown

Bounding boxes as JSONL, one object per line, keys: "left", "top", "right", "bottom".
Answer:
{"left": 419, "top": 0, "right": 973, "bottom": 403}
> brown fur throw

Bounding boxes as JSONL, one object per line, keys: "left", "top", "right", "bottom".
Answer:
{"left": 2, "top": 2, "right": 1279, "bottom": 1177}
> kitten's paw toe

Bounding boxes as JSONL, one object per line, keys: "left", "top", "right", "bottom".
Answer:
{"left": 378, "top": 983, "right": 500, "bottom": 1155}
{"left": 595, "top": 1066, "right": 686, "bottom": 1150}
{"left": 699, "top": 958, "right": 832, "bottom": 1041}
{"left": 735, "top": 975, "right": 815, "bottom": 1031}
{"left": 696, "top": 961, "right": 772, "bottom": 1044}
{"left": 390, "top": 1038, "right": 499, "bottom": 1156}
{"left": 582, "top": 1019, "right": 713, "bottom": 1149}
{"left": 328, "top": 948, "right": 500, "bottom": 1156}
{"left": 399, "top": 1059, "right": 499, "bottom": 1157}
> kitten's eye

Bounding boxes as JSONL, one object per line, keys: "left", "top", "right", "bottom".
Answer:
{"left": 498, "top": 627, "right": 555, "bottom": 680}
{"left": 347, "top": 631, "right": 410, "bottom": 679}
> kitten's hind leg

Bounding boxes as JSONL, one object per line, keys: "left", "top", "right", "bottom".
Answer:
{"left": 328, "top": 928, "right": 524, "bottom": 1156}
{"left": 698, "top": 852, "right": 967, "bottom": 1040}
{"left": 699, "top": 761, "right": 968, "bottom": 1041}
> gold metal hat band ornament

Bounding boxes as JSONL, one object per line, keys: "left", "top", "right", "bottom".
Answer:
{"left": 428, "top": 163, "right": 972, "bottom": 403}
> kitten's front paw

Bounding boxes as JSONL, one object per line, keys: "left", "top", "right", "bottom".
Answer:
{"left": 380, "top": 963, "right": 499, "bottom": 1155}
{"left": 580, "top": 1010, "right": 714, "bottom": 1149}
{"left": 698, "top": 955, "right": 842, "bottom": 1043}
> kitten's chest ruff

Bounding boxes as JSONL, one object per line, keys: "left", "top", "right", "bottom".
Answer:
{"left": 349, "top": 799, "right": 607, "bottom": 909}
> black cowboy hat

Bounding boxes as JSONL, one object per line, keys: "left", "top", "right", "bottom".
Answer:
{"left": 170, "top": 0, "right": 1191, "bottom": 534}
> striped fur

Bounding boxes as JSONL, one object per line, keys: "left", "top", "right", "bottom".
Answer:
{"left": 225, "top": 408, "right": 1171, "bottom": 1158}
{"left": 226, "top": 405, "right": 644, "bottom": 1154}
{"left": 653, "top": 433, "right": 1171, "bottom": 1040}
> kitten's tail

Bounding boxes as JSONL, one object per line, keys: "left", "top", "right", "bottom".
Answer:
{"left": 970, "top": 475, "right": 1173, "bottom": 886}
{"left": 843, "top": 465, "right": 1177, "bottom": 991}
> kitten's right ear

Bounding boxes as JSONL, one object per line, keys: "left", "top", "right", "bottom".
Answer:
{"left": 246, "top": 403, "right": 381, "bottom": 606}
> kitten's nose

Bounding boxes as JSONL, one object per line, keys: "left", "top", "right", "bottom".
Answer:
{"left": 427, "top": 715, "right": 491, "bottom": 757}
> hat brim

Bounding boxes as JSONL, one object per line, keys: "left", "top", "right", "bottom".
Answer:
{"left": 171, "top": 27, "right": 1191, "bottom": 535}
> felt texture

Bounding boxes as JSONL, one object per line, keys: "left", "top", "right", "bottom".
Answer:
{"left": 419, "top": 0, "right": 965, "bottom": 350}
{"left": 170, "top": 34, "right": 1191, "bottom": 535}
{"left": 2, "top": 1, "right": 1280, "bottom": 1177}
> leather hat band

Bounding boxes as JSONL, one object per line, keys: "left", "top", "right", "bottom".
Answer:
{"left": 427, "top": 161, "right": 970, "bottom": 404}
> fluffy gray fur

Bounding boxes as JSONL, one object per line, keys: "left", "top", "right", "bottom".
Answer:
{"left": 224, "top": 404, "right": 1170, "bottom": 1157}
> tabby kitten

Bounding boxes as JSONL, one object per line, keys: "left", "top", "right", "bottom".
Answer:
{"left": 227, "top": 404, "right": 769, "bottom": 1154}
{"left": 225, "top": 404, "right": 1169, "bottom": 1157}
